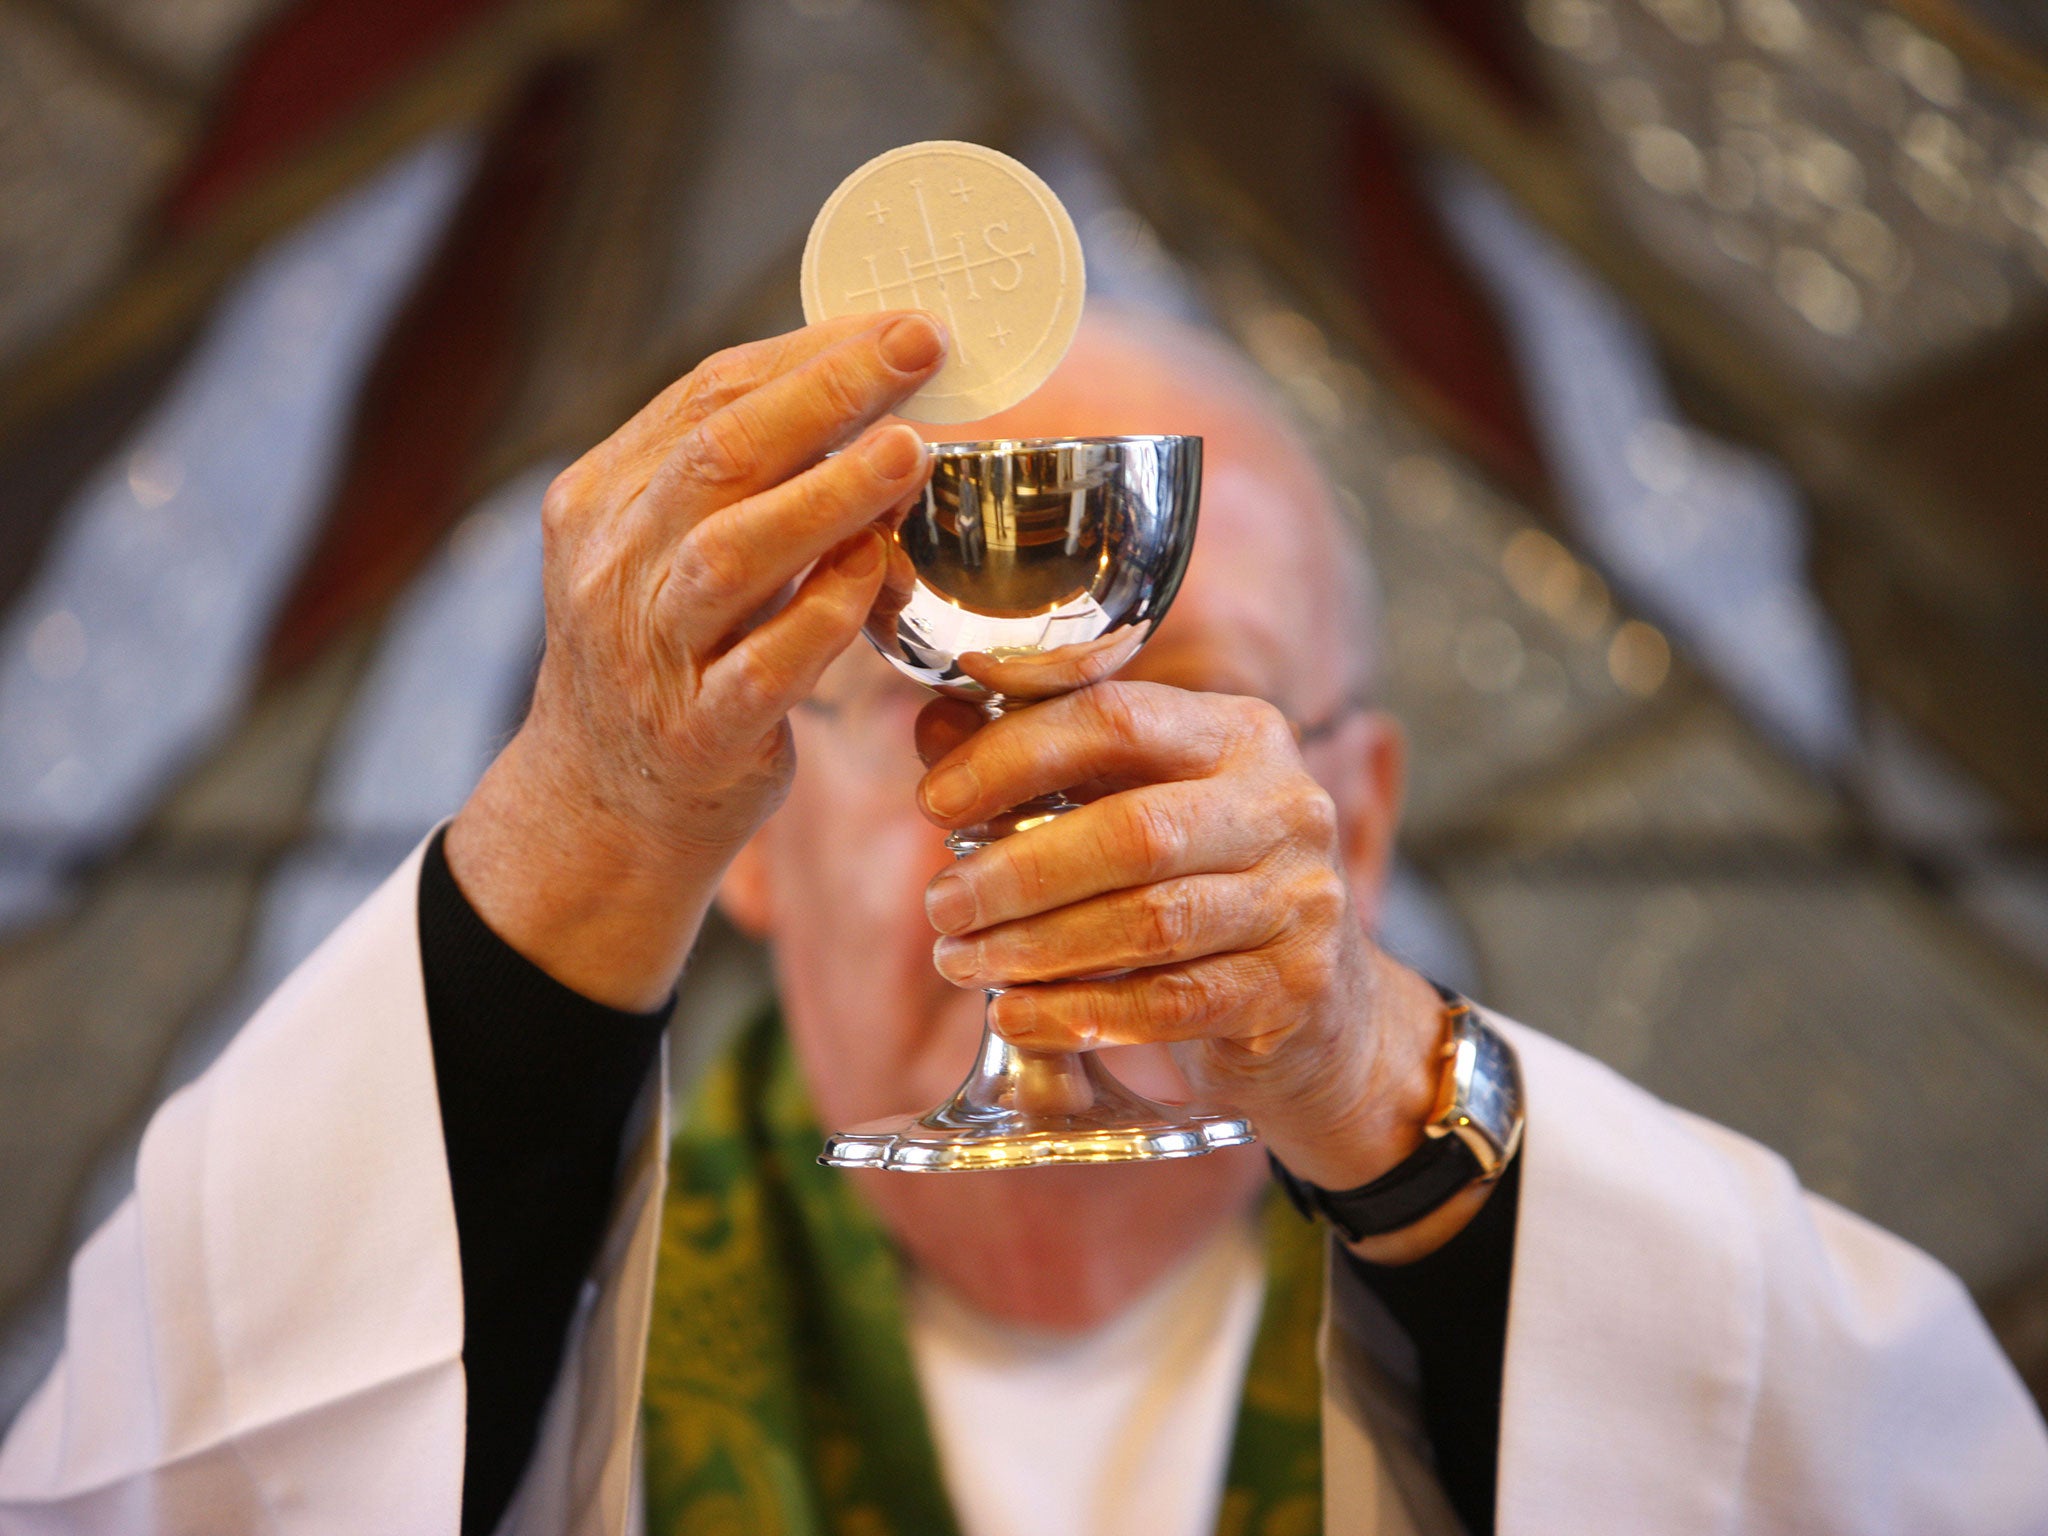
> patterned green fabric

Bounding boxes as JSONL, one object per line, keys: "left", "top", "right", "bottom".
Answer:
{"left": 641, "top": 1011, "right": 1326, "bottom": 1536}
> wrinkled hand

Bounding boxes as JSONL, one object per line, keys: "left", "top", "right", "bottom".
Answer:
{"left": 448, "top": 313, "right": 945, "bottom": 1008}
{"left": 916, "top": 682, "right": 1447, "bottom": 1212}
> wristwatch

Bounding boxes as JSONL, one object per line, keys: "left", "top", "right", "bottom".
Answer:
{"left": 1271, "top": 981, "right": 1524, "bottom": 1241}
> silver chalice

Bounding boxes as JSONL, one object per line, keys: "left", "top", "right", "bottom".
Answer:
{"left": 819, "top": 435, "right": 1258, "bottom": 1171}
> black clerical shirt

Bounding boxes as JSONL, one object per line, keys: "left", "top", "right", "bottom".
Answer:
{"left": 416, "top": 828, "right": 1516, "bottom": 1536}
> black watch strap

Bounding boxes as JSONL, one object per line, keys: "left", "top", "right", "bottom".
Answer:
{"left": 1270, "top": 979, "right": 1507, "bottom": 1241}
{"left": 1270, "top": 1136, "right": 1486, "bottom": 1242}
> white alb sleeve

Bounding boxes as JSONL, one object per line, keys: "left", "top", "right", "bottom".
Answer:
{"left": 0, "top": 840, "right": 667, "bottom": 1535}
{"left": 1494, "top": 1018, "right": 2044, "bottom": 1534}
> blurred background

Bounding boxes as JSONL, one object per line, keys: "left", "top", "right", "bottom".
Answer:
{"left": 2, "top": 0, "right": 2046, "bottom": 1427}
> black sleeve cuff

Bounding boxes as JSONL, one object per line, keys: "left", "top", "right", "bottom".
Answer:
{"left": 1343, "top": 1152, "right": 1520, "bottom": 1536}
{"left": 418, "top": 826, "right": 670, "bottom": 1536}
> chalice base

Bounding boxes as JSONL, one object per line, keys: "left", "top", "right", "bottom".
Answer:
{"left": 819, "top": 1028, "right": 1256, "bottom": 1171}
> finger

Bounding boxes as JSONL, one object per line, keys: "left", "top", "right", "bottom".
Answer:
{"left": 661, "top": 422, "right": 927, "bottom": 651}
{"left": 923, "top": 779, "right": 1280, "bottom": 934}
{"left": 951, "top": 628, "right": 1142, "bottom": 700}
{"left": 932, "top": 873, "right": 1283, "bottom": 988}
{"left": 645, "top": 313, "right": 946, "bottom": 528}
{"left": 607, "top": 314, "right": 894, "bottom": 459}
{"left": 696, "top": 529, "right": 889, "bottom": 745}
{"left": 988, "top": 951, "right": 1284, "bottom": 1051}
{"left": 917, "top": 684, "right": 1291, "bottom": 829}
{"left": 915, "top": 697, "right": 984, "bottom": 767}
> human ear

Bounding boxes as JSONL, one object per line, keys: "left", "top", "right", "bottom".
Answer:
{"left": 716, "top": 832, "right": 774, "bottom": 939}
{"left": 1332, "top": 711, "right": 1406, "bottom": 932}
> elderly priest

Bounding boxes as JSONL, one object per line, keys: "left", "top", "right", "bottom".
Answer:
{"left": 2, "top": 310, "right": 2044, "bottom": 1536}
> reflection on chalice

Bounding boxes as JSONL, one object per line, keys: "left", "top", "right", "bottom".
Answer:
{"left": 819, "top": 435, "right": 1259, "bottom": 1171}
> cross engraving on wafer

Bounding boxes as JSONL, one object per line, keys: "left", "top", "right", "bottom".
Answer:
{"left": 839, "top": 178, "right": 1040, "bottom": 366}
{"left": 843, "top": 231, "right": 1033, "bottom": 307}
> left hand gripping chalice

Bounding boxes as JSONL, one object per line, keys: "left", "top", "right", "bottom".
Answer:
{"left": 819, "top": 434, "right": 1258, "bottom": 1171}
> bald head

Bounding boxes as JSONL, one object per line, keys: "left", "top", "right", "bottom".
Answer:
{"left": 913, "top": 308, "right": 1381, "bottom": 718}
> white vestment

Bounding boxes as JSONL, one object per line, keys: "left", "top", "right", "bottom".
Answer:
{"left": 3, "top": 842, "right": 2044, "bottom": 1533}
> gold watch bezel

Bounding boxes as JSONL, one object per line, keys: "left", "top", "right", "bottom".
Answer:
{"left": 1423, "top": 999, "right": 1525, "bottom": 1181}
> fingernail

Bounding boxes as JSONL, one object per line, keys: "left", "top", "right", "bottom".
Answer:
{"left": 932, "top": 935, "right": 980, "bottom": 983}
{"left": 925, "top": 872, "right": 975, "bottom": 933}
{"left": 839, "top": 529, "right": 885, "bottom": 577}
{"left": 862, "top": 423, "right": 924, "bottom": 481}
{"left": 921, "top": 761, "right": 979, "bottom": 818}
{"left": 879, "top": 314, "right": 945, "bottom": 373}
{"left": 988, "top": 992, "right": 1029, "bottom": 1036}
{"left": 989, "top": 994, "right": 1092, "bottom": 1047}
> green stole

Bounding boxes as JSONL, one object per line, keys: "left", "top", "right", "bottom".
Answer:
{"left": 640, "top": 1012, "right": 1326, "bottom": 1536}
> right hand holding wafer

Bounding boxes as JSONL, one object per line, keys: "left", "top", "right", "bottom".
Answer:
{"left": 446, "top": 313, "right": 946, "bottom": 1007}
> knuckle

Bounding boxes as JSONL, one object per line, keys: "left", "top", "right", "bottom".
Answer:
{"left": 1120, "top": 796, "right": 1186, "bottom": 879}
{"left": 1287, "top": 782, "right": 1340, "bottom": 846}
{"left": 540, "top": 466, "right": 585, "bottom": 540}
{"left": 678, "top": 521, "right": 748, "bottom": 602}
{"left": 1238, "top": 695, "right": 1294, "bottom": 749}
{"left": 565, "top": 556, "right": 618, "bottom": 618}
{"left": 1135, "top": 883, "right": 1193, "bottom": 961}
{"left": 1151, "top": 967, "right": 1216, "bottom": 1030}
{"left": 695, "top": 345, "right": 747, "bottom": 387}
{"left": 678, "top": 347, "right": 751, "bottom": 415}
{"left": 1294, "top": 867, "right": 1348, "bottom": 929}
{"left": 1086, "top": 680, "right": 1148, "bottom": 744}
{"left": 813, "top": 354, "right": 872, "bottom": 424}
{"left": 718, "top": 646, "right": 781, "bottom": 722}
{"left": 1280, "top": 880, "right": 1347, "bottom": 997}
{"left": 1286, "top": 935, "right": 1342, "bottom": 1003}
{"left": 681, "top": 406, "right": 763, "bottom": 487}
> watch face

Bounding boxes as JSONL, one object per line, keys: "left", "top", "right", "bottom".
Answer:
{"left": 1454, "top": 1015, "right": 1524, "bottom": 1167}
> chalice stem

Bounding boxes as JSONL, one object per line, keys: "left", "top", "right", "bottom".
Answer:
{"left": 939, "top": 786, "right": 1092, "bottom": 1119}
{"left": 941, "top": 1006, "right": 1100, "bottom": 1119}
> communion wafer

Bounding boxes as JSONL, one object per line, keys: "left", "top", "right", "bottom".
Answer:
{"left": 802, "top": 141, "right": 1085, "bottom": 424}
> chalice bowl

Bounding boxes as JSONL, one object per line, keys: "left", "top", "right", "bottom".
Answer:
{"left": 819, "top": 435, "right": 1258, "bottom": 1171}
